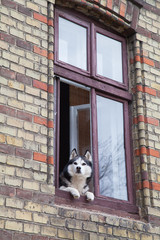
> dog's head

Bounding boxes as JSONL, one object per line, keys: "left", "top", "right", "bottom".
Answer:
{"left": 67, "top": 149, "right": 92, "bottom": 178}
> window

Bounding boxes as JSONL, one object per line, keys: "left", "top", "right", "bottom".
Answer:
{"left": 96, "top": 32, "right": 123, "bottom": 82}
{"left": 59, "top": 17, "right": 87, "bottom": 70}
{"left": 54, "top": 7, "right": 137, "bottom": 214}
{"left": 96, "top": 95, "right": 127, "bottom": 201}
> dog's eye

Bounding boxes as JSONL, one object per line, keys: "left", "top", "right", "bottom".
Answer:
{"left": 74, "top": 162, "right": 78, "bottom": 165}
{"left": 82, "top": 163, "right": 86, "bottom": 166}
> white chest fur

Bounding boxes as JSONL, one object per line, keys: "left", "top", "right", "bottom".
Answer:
{"left": 70, "top": 175, "right": 86, "bottom": 194}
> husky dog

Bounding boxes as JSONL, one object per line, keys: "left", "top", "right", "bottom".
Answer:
{"left": 59, "top": 149, "right": 94, "bottom": 201}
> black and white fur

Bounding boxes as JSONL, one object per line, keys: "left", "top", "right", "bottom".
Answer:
{"left": 59, "top": 149, "right": 94, "bottom": 201}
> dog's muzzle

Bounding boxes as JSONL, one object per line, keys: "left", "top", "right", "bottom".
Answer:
{"left": 76, "top": 166, "right": 81, "bottom": 173}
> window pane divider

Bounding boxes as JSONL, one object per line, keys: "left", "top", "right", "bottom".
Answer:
{"left": 91, "top": 88, "right": 99, "bottom": 197}
{"left": 55, "top": 66, "right": 132, "bottom": 101}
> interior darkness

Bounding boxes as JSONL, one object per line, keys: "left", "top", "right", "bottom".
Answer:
{"left": 60, "top": 82, "right": 70, "bottom": 174}
{"left": 59, "top": 81, "right": 90, "bottom": 176}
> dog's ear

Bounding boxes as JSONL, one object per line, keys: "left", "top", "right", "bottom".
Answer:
{"left": 69, "top": 148, "right": 78, "bottom": 160}
{"left": 84, "top": 150, "right": 92, "bottom": 162}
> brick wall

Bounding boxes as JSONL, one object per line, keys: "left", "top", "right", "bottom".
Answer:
{"left": 0, "top": 0, "right": 160, "bottom": 239}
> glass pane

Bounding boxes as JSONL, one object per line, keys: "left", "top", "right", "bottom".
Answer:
{"left": 59, "top": 79, "right": 91, "bottom": 174}
{"left": 96, "top": 95, "right": 128, "bottom": 201}
{"left": 59, "top": 17, "right": 87, "bottom": 70}
{"left": 97, "top": 33, "right": 123, "bottom": 83}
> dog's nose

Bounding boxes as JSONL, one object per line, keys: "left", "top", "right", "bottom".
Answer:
{"left": 76, "top": 166, "right": 81, "bottom": 173}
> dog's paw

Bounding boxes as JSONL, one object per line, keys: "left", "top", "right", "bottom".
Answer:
{"left": 70, "top": 188, "right": 80, "bottom": 199}
{"left": 86, "top": 191, "right": 94, "bottom": 201}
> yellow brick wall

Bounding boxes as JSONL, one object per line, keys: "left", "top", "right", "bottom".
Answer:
{"left": 0, "top": 0, "right": 160, "bottom": 239}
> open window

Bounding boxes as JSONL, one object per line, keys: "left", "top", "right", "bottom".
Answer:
{"left": 58, "top": 79, "right": 91, "bottom": 174}
{"left": 54, "top": 7, "right": 137, "bottom": 215}
{"left": 70, "top": 103, "right": 91, "bottom": 154}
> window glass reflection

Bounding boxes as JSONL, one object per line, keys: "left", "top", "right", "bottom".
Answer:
{"left": 97, "top": 33, "right": 123, "bottom": 83}
{"left": 96, "top": 96, "right": 128, "bottom": 200}
{"left": 59, "top": 17, "right": 87, "bottom": 70}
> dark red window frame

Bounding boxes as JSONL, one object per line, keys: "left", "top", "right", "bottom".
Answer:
{"left": 54, "top": 7, "right": 138, "bottom": 217}
{"left": 92, "top": 91, "right": 133, "bottom": 201}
